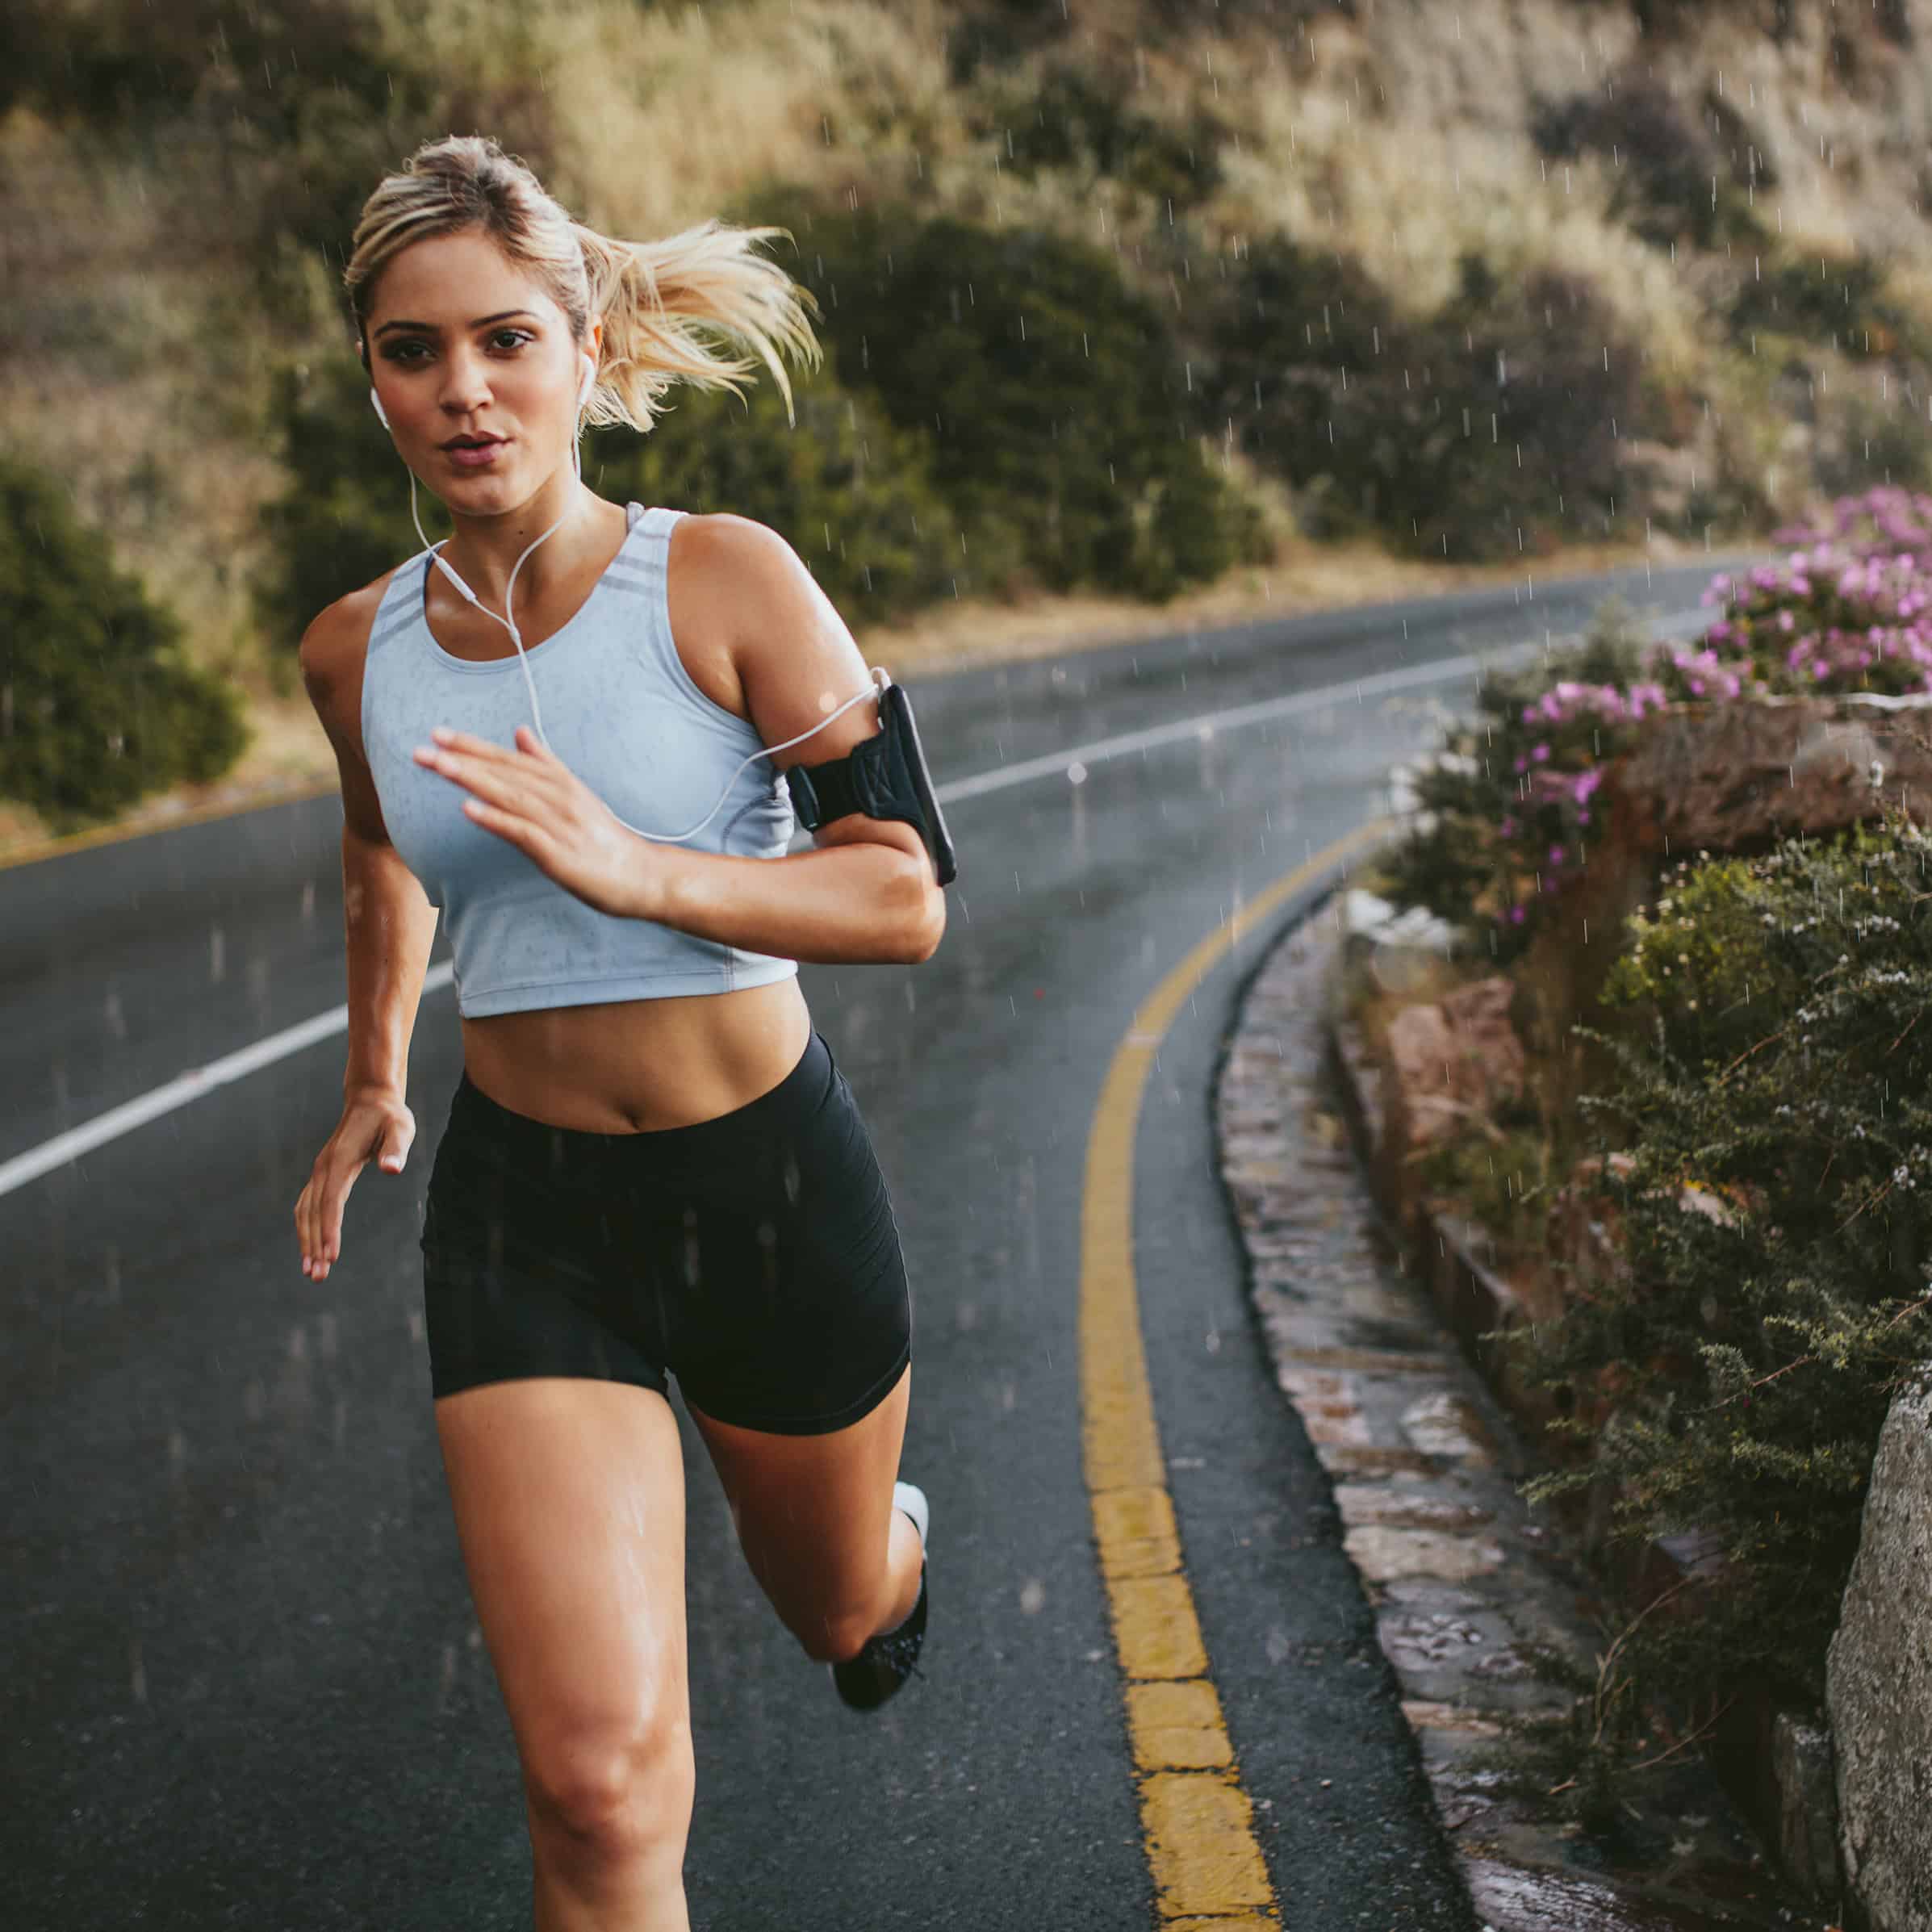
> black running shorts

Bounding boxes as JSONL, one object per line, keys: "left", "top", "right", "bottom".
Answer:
{"left": 418, "top": 1027, "right": 912, "bottom": 1432}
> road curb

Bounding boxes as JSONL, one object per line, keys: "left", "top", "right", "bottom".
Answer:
{"left": 1212, "top": 886, "right": 1828, "bottom": 1931}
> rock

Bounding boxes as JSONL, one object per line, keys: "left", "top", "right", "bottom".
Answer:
{"left": 1614, "top": 694, "right": 1932, "bottom": 855}
{"left": 1380, "top": 976, "right": 1525, "bottom": 1158}
{"left": 1340, "top": 886, "right": 1458, "bottom": 951}
{"left": 1340, "top": 887, "right": 1403, "bottom": 939}
{"left": 1771, "top": 1712, "right": 1840, "bottom": 1906}
{"left": 1825, "top": 1373, "right": 1932, "bottom": 1932}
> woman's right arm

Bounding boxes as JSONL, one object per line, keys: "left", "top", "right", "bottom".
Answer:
{"left": 293, "top": 594, "right": 441, "bottom": 1283}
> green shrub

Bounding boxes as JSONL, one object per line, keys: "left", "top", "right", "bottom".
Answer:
{"left": 0, "top": 453, "right": 249, "bottom": 828}
{"left": 1728, "top": 248, "right": 1932, "bottom": 364}
{"left": 1520, "top": 806, "right": 1932, "bottom": 1713}
{"left": 1196, "top": 235, "right": 1654, "bottom": 559}
{"left": 974, "top": 61, "right": 1227, "bottom": 210}
{"left": 735, "top": 187, "right": 1269, "bottom": 601}
{"left": 1528, "top": 71, "right": 1767, "bottom": 251}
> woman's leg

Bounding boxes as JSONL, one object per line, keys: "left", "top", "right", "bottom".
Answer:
{"left": 684, "top": 1363, "right": 922, "bottom": 1664}
{"left": 435, "top": 1376, "right": 694, "bottom": 1932}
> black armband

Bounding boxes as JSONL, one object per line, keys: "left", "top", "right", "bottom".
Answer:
{"left": 784, "top": 680, "right": 957, "bottom": 887}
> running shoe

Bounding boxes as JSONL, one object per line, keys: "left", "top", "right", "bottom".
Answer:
{"left": 832, "top": 1481, "right": 929, "bottom": 1712}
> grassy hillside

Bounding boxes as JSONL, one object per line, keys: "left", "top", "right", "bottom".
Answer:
{"left": 6, "top": 0, "right": 1932, "bottom": 849}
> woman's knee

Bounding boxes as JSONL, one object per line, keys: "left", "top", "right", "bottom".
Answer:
{"left": 522, "top": 1709, "right": 696, "bottom": 1855}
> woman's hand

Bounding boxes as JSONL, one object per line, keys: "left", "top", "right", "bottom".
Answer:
{"left": 295, "top": 1086, "right": 416, "bottom": 1282}
{"left": 413, "top": 725, "right": 665, "bottom": 918}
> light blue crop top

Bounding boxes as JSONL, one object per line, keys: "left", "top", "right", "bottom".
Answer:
{"left": 360, "top": 501, "right": 800, "bottom": 1018}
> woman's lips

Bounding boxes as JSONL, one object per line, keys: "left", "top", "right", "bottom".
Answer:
{"left": 445, "top": 439, "right": 508, "bottom": 470}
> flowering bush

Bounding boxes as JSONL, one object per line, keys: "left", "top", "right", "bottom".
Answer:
{"left": 1689, "top": 486, "right": 1932, "bottom": 700}
{"left": 1374, "top": 595, "right": 1657, "bottom": 966}
{"left": 1376, "top": 485, "right": 1932, "bottom": 961}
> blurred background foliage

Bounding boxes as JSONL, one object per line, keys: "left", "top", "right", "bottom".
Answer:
{"left": 0, "top": 454, "right": 249, "bottom": 830}
{"left": 8, "top": 0, "right": 1932, "bottom": 825}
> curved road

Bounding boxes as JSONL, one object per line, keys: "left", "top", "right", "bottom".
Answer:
{"left": 2, "top": 554, "right": 1753, "bottom": 1929}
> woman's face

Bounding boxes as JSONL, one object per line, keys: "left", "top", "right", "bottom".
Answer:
{"left": 364, "top": 228, "right": 595, "bottom": 508}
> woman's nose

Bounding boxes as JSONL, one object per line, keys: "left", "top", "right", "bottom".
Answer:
{"left": 438, "top": 356, "right": 494, "bottom": 414}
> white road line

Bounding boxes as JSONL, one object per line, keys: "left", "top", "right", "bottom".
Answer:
{"left": 0, "top": 967, "right": 458, "bottom": 1196}
{"left": 0, "top": 611, "right": 1707, "bottom": 1199}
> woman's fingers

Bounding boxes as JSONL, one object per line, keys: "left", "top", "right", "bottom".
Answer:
{"left": 413, "top": 742, "right": 541, "bottom": 812}
{"left": 298, "top": 1100, "right": 415, "bottom": 1279}
{"left": 296, "top": 1148, "right": 357, "bottom": 1279}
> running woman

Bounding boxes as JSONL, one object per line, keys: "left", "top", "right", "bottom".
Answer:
{"left": 291, "top": 134, "right": 936, "bottom": 1930}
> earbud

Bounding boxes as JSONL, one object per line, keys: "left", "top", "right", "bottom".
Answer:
{"left": 370, "top": 386, "right": 391, "bottom": 432}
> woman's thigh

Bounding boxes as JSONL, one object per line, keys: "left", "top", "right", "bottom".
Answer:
{"left": 433, "top": 1376, "right": 692, "bottom": 1818}
{"left": 684, "top": 1361, "right": 911, "bottom": 1656}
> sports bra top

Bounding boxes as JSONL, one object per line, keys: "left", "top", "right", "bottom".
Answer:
{"left": 359, "top": 501, "right": 800, "bottom": 1018}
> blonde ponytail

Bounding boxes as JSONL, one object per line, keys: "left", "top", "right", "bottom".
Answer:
{"left": 573, "top": 218, "right": 824, "bottom": 434}
{"left": 344, "top": 136, "right": 823, "bottom": 435}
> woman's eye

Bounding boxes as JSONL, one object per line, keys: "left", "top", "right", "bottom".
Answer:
{"left": 382, "top": 331, "right": 529, "bottom": 362}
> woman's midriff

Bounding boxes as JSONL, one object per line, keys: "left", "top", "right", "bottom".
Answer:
{"left": 457, "top": 974, "right": 814, "bottom": 1132}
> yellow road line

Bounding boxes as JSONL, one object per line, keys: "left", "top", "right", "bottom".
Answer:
{"left": 1080, "top": 817, "right": 1396, "bottom": 1926}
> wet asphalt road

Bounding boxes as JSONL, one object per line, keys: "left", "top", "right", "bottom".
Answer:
{"left": 3, "top": 554, "right": 1757, "bottom": 1929}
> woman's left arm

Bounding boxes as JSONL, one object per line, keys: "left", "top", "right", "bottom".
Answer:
{"left": 417, "top": 516, "right": 946, "bottom": 964}
{"left": 634, "top": 516, "right": 946, "bottom": 966}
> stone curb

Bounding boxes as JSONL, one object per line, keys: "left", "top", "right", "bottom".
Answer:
{"left": 1213, "top": 889, "right": 1832, "bottom": 1931}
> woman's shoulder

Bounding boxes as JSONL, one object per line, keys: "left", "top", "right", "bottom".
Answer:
{"left": 297, "top": 563, "right": 412, "bottom": 704}
{"left": 662, "top": 510, "right": 800, "bottom": 629}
